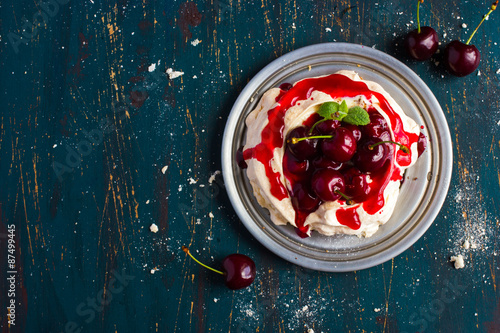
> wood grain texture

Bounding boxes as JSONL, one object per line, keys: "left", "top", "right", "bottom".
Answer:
{"left": 0, "top": 0, "right": 499, "bottom": 332}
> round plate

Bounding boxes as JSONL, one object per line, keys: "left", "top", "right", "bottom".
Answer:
{"left": 221, "top": 43, "right": 452, "bottom": 272}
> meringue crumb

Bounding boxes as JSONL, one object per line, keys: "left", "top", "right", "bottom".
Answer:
{"left": 161, "top": 165, "right": 169, "bottom": 174}
{"left": 462, "top": 23, "right": 468, "bottom": 28}
{"left": 292, "top": 23, "right": 296, "bottom": 29}
{"left": 496, "top": 69, "right": 500, "bottom": 74}
{"left": 146, "top": 199, "right": 150, "bottom": 204}
{"left": 148, "top": 63, "right": 156, "bottom": 72}
{"left": 374, "top": 308, "right": 381, "bottom": 312}
{"left": 166, "top": 68, "right": 184, "bottom": 79}
{"left": 188, "top": 177, "right": 197, "bottom": 184}
{"left": 191, "top": 38, "right": 201, "bottom": 46}
{"left": 150, "top": 223, "right": 159, "bottom": 233}
{"left": 462, "top": 240, "right": 470, "bottom": 249}
{"left": 208, "top": 170, "right": 221, "bottom": 184}
{"left": 450, "top": 255, "right": 465, "bottom": 269}
{"left": 477, "top": 70, "right": 481, "bottom": 76}
{"left": 209, "top": 212, "right": 214, "bottom": 218}
{"left": 150, "top": 268, "right": 158, "bottom": 274}
{"left": 325, "top": 27, "right": 332, "bottom": 32}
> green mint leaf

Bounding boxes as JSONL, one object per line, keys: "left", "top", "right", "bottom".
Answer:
{"left": 343, "top": 106, "right": 370, "bottom": 125}
{"left": 317, "top": 102, "right": 339, "bottom": 119}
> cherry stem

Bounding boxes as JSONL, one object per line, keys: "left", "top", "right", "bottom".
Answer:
{"left": 369, "top": 141, "right": 410, "bottom": 153}
{"left": 335, "top": 190, "right": 353, "bottom": 205}
{"left": 309, "top": 119, "right": 327, "bottom": 135}
{"left": 182, "top": 246, "right": 224, "bottom": 275}
{"left": 466, "top": 0, "right": 498, "bottom": 45}
{"left": 290, "top": 135, "right": 332, "bottom": 144}
{"left": 417, "top": 0, "right": 424, "bottom": 33}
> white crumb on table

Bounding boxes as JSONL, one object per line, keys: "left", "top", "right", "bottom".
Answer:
{"left": 150, "top": 223, "right": 159, "bottom": 233}
{"left": 307, "top": 329, "right": 315, "bottom": 333}
{"left": 161, "top": 165, "right": 169, "bottom": 174}
{"left": 166, "top": 68, "right": 184, "bottom": 79}
{"left": 496, "top": 69, "right": 500, "bottom": 74}
{"left": 150, "top": 268, "right": 158, "bottom": 274}
{"left": 188, "top": 177, "right": 197, "bottom": 184}
{"left": 374, "top": 308, "right": 381, "bottom": 312}
{"left": 209, "top": 212, "right": 214, "bottom": 218}
{"left": 450, "top": 254, "right": 465, "bottom": 269}
{"left": 462, "top": 239, "right": 470, "bottom": 249}
{"left": 146, "top": 199, "right": 150, "bottom": 205}
{"left": 462, "top": 23, "right": 468, "bottom": 28}
{"left": 292, "top": 23, "right": 296, "bottom": 29}
{"left": 208, "top": 170, "right": 221, "bottom": 184}
{"left": 325, "top": 27, "right": 331, "bottom": 32}
{"left": 214, "top": 298, "right": 219, "bottom": 303}
{"left": 191, "top": 38, "right": 201, "bottom": 46}
{"left": 148, "top": 63, "right": 156, "bottom": 72}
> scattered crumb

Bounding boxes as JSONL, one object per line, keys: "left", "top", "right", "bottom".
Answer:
{"left": 292, "top": 23, "right": 296, "bottom": 30}
{"left": 191, "top": 38, "right": 201, "bottom": 46}
{"left": 462, "top": 23, "right": 468, "bottom": 28}
{"left": 209, "top": 212, "right": 214, "bottom": 218}
{"left": 193, "top": 75, "right": 198, "bottom": 79}
{"left": 146, "top": 199, "right": 150, "bottom": 204}
{"left": 471, "top": 242, "right": 478, "bottom": 249}
{"left": 443, "top": 32, "right": 447, "bottom": 38}
{"left": 374, "top": 308, "right": 381, "bottom": 312}
{"left": 496, "top": 68, "right": 500, "bottom": 74}
{"left": 166, "top": 68, "right": 184, "bottom": 79}
{"left": 148, "top": 63, "right": 156, "bottom": 72}
{"left": 462, "top": 239, "right": 470, "bottom": 249}
{"left": 53, "top": 144, "right": 58, "bottom": 148}
{"left": 188, "top": 177, "right": 197, "bottom": 184}
{"left": 161, "top": 165, "right": 169, "bottom": 174}
{"left": 477, "top": 70, "right": 481, "bottom": 76}
{"left": 325, "top": 27, "right": 332, "bottom": 32}
{"left": 150, "top": 268, "right": 158, "bottom": 274}
{"left": 208, "top": 170, "right": 221, "bottom": 184}
{"left": 214, "top": 298, "right": 219, "bottom": 303}
{"left": 307, "top": 329, "right": 315, "bottom": 333}
{"left": 150, "top": 223, "right": 159, "bottom": 233}
{"left": 178, "top": 185, "right": 183, "bottom": 192}
{"left": 450, "top": 254, "right": 465, "bottom": 269}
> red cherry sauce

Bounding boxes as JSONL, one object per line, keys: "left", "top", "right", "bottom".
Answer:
{"left": 243, "top": 74, "right": 420, "bottom": 231}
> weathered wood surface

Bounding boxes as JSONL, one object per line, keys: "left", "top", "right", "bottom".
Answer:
{"left": 1, "top": 0, "right": 499, "bottom": 332}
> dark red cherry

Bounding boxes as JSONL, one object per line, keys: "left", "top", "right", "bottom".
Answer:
{"left": 311, "top": 156, "right": 343, "bottom": 171}
{"left": 321, "top": 127, "right": 357, "bottom": 162}
{"left": 444, "top": 40, "right": 480, "bottom": 77}
{"left": 286, "top": 126, "right": 318, "bottom": 159}
{"left": 314, "top": 119, "right": 341, "bottom": 134}
{"left": 405, "top": 26, "right": 439, "bottom": 60}
{"left": 343, "top": 124, "right": 362, "bottom": 141}
{"left": 344, "top": 167, "right": 371, "bottom": 202}
{"left": 311, "top": 169, "right": 345, "bottom": 202}
{"left": 352, "top": 137, "right": 390, "bottom": 172}
{"left": 284, "top": 150, "right": 309, "bottom": 174}
{"left": 182, "top": 246, "right": 256, "bottom": 290}
{"left": 361, "top": 113, "right": 391, "bottom": 141}
{"left": 291, "top": 183, "right": 320, "bottom": 212}
{"left": 222, "top": 254, "right": 257, "bottom": 290}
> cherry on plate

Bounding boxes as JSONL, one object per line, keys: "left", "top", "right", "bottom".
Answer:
{"left": 311, "top": 168, "right": 345, "bottom": 202}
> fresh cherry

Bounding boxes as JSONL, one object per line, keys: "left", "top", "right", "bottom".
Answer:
{"left": 343, "top": 124, "right": 362, "bottom": 141}
{"left": 284, "top": 150, "right": 309, "bottom": 174}
{"left": 311, "top": 168, "right": 345, "bottom": 202}
{"left": 291, "top": 182, "right": 320, "bottom": 212}
{"left": 405, "top": 1, "right": 438, "bottom": 60}
{"left": 361, "top": 113, "right": 391, "bottom": 141}
{"left": 321, "top": 127, "right": 357, "bottom": 162}
{"left": 286, "top": 126, "right": 318, "bottom": 159}
{"left": 311, "top": 155, "right": 344, "bottom": 171}
{"left": 314, "top": 119, "right": 341, "bottom": 134}
{"left": 444, "top": 41, "right": 480, "bottom": 77}
{"left": 444, "top": 1, "right": 497, "bottom": 76}
{"left": 352, "top": 137, "right": 390, "bottom": 172}
{"left": 182, "top": 246, "right": 256, "bottom": 290}
{"left": 344, "top": 167, "right": 371, "bottom": 202}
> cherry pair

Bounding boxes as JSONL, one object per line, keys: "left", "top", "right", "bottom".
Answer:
{"left": 405, "top": 0, "right": 498, "bottom": 77}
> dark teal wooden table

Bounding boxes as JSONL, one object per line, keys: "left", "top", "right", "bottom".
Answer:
{"left": 1, "top": 0, "right": 499, "bottom": 332}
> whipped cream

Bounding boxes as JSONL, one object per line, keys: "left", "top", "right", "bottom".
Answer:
{"left": 243, "top": 70, "right": 421, "bottom": 237}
